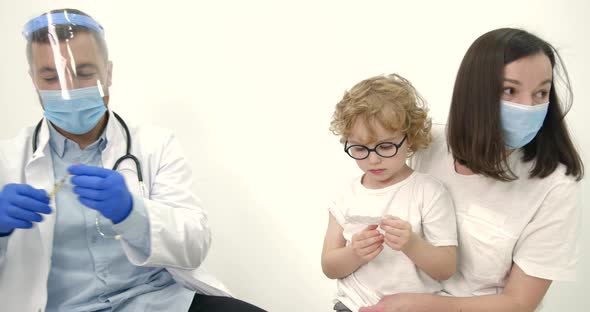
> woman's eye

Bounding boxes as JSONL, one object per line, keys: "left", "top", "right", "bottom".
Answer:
{"left": 352, "top": 146, "right": 366, "bottom": 153}
{"left": 535, "top": 90, "right": 549, "bottom": 99}
{"left": 503, "top": 87, "right": 514, "bottom": 95}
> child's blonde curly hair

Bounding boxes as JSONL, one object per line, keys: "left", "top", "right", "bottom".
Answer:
{"left": 330, "top": 74, "right": 431, "bottom": 155}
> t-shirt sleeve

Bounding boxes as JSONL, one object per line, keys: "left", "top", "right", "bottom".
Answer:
{"left": 513, "top": 180, "right": 581, "bottom": 281}
{"left": 420, "top": 179, "right": 458, "bottom": 247}
{"left": 328, "top": 195, "right": 346, "bottom": 227}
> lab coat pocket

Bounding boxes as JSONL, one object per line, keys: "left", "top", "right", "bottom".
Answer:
{"left": 458, "top": 204, "right": 517, "bottom": 286}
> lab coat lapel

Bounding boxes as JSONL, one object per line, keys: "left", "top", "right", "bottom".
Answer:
{"left": 24, "top": 119, "right": 56, "bottom": 260}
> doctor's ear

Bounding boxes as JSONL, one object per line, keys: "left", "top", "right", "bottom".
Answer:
{"left": 29, "top": 70, "right": 42, "bottom": 103}
{"left": 28, "top": 69, "right": 36, "bottom": 86}
{"left": 28, "top": 69, "right": 42, "bottom": 91}
{"left": 106, "top": 61, "right": 113, "bottom": 88}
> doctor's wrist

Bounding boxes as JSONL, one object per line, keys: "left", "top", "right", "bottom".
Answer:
{"left": 111, "top": 195, "right": 133, "bottom": 224}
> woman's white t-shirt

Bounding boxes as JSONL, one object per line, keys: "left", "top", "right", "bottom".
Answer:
{"left": 410, "top": 124, "right": 580, "bottom": 297}
{"left": 329, "top": 171, "right": 458, "bottom": 311}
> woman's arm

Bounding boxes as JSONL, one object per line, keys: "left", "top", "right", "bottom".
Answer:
{"left": 321, "top": 213, "right": 384, "bottom": 279}
{"left": 359, "top": 263, "right": 551, "bottom": 312}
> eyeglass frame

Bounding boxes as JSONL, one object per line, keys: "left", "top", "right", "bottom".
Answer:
{"left": 344, "top": 135, "right": 408, "bottom": 160}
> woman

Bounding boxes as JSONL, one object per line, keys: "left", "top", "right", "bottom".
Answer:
{"left": 360, "top": 28, "right": 584, "bottom": 312}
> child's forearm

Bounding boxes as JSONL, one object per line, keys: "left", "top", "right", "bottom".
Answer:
{"left": 322, "top": 244, "right": 366, "bottom": 279}
{"left": 402, "top": 234, "right": 456, "bottom": 281}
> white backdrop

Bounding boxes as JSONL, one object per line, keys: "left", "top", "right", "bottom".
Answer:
{"left": 0, "top": 1, "right": 588, "bottom": 311}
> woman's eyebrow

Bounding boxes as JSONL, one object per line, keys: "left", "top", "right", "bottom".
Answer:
{"left": 503, "top": 78, "right": 521, "bottom": 85}
{"left": 503, "top": 78, "right": 552, "bottom": 87}
{"left": 537, "top": 79, "right": 552, "bottom": 87}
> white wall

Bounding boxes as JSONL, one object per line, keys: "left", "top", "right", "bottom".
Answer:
{"left": 0, "top": 1, "right": 588, "bottom": 311}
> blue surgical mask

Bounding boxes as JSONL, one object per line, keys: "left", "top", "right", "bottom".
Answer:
{"left": 500, "top": 100, "right": 549, "bottom": 149}
{"left": 40, "top": 86, "right": 107, "bottom": 135}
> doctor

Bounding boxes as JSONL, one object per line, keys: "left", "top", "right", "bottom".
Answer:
{"left": 0, "top": 8, "right": 264, "bottom": 312}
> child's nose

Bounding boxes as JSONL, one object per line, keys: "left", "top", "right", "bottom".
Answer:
{"left": 367, "top": 151, "right": 381, "bottom": 164}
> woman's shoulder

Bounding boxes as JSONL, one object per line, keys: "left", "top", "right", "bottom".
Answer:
{"left": 406, "top": 171, "right": 451, "bottom": 200}
{"left": 410, "top": 123, "right": 451, "bottom": 172}
{"left": 514, "top": 154, "right": 579, "bottom": 188}
{"left": 429, "top": 123, "right": 447, "bottom": 145}
{"left": 409, "top": 171, "right": 446, "bottom": 189}
{"left": 420, "top": 123, "right": 448, "bottom": 155}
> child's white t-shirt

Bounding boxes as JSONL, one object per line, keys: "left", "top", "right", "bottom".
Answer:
{"left": 329, "top": 171, "right": 458, "bottom": 311}
{"left": 410, "top": 124, "right": 581, "bottom": 297}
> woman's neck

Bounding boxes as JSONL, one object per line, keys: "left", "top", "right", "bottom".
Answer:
{"left": 454, "top": 159, "right": 475, "bottom": 175}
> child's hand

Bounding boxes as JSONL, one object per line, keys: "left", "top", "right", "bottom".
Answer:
{"left": 351, "top": 224, "right": 384, "bottom": 264}
{"left": 380, "top": 216, "right": 415, "bottom": 251}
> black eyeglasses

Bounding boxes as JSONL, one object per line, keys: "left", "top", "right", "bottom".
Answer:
{"left": 344, "top": 135, "right": 407, "bottom": 160}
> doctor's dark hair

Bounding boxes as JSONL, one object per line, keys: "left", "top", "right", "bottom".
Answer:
{"left": 447, "top": 28, "right": 583, "bottom": 181}
{"left": 25, "top": 9, "right": 108, "bottom": 64}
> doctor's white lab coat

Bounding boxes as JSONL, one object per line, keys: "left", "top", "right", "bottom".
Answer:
{"left": 0, "top": 111, "right": 230, "bottom": 312}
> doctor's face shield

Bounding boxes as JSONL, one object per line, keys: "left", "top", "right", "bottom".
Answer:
{"left": 23, "top": 10, "right": 112, "bottom": 135}
{"left": 24, "top": 10, "right": 111, "bottom": 96}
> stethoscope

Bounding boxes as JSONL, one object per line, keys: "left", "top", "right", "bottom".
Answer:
{"left": 32, "top": 112, "right": 145, "bottom": 239}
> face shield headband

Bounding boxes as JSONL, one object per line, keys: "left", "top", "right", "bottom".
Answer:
{"left": 22, "top": 12, "right": 104, "bottom": 39}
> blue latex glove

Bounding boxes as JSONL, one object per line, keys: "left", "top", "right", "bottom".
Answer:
{"left": 69, "top": 164, "right": 133, "bottom": 224}
{"left": 0, "top": 183, "right": 51, "bottom": 235}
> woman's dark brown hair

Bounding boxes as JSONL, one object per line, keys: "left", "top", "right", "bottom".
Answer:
{"left": 447, "top": 28, "right": 583, "bottom": 181}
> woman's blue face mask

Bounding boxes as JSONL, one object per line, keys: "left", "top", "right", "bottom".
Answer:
{"left": 500, "top": 100, "right": 549, "bottom": 149}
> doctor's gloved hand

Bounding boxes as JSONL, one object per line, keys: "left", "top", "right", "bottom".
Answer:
{"left": 69, "top": 164, "right": 132, "bottom": 224}
{"left": 0, "top": 184, "right": 51, "bottom": 235}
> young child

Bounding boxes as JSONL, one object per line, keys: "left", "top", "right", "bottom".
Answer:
{"left": 321, "top": 74, "right": 458, "bottom": 312}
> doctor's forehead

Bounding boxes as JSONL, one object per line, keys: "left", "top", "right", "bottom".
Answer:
{"left": 30, "top": 32, "right": 104, "bottom": 70}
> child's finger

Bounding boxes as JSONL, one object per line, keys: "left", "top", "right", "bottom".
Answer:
{"left": 356, "top": 233, "right": 384, "bottom": 249}
{"left": 379, "top": 224, "right": 392, "bottom": 233}
{"left": 359, "top": 240, "right": 382, "bottom": 254}
{"left": 381, "top": 218, "right": 409, "bottom": 230}
{"left": 384, "top": 237, "right": 402, "bottom": 250}
{"left": 363, "top": 244, "right": 384, "bottom": 259}
{"left": 353, "top": 228, "right": 381, "bottom": 242}
{"left": 380, "top": 218, "right": 396, "bottom": 227}
{"left": 383, "top": 227, "right": 407, "bottom": 238}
